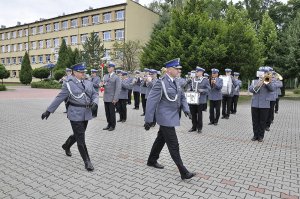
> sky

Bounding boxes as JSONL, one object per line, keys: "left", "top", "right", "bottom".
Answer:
{"left": 0, "top": 0, "right": 288, "bottom": 28}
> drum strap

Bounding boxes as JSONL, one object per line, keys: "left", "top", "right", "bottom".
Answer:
{"left": 192, "top": 77, "right": 203, "bottom": 91}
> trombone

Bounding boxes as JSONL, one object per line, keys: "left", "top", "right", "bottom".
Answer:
{"left": 253, "top": 73, "right": 272, "bottom": 93}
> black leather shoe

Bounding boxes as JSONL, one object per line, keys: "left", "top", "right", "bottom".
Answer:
{"left": 197, "top": 129, "right": 202, "bottom": 133}
{"left": 122, "top": 120, "right": 126, "bottom": 123}
{"left": 141, "top": 113, "right": 145, "bottom": 116}
{"left": 62, "top": 144, "right": 72, "bottom": 156}
{"left": 258, "top": 138, "right": 263, "bottom": 142}
{"left": 188, "top": 128, "right": 196, "bottom": 132}
{"left": 85, "top": 161, "right": 94, "bottom": 171}
{"left": 147, "top": 162, "right": 164, "bottom": 169}
{"left": 117, "top": 120, "right": 122, "bottom": 122}
{"left": 265, "top": 127, "right": 270, "bottom": 131}
{"left": 208, "top": 122, "right": 214, "bottom": 125}
{"left": 213, "top": 123, "right": 218, "bottom": 126}
{"left": 275, "top": 111, "right": 278, "bottom": 114}
{"left": 225, "top": 116, "right": 229, "bottom": 119}
{"left": 108, "top": 127, "right": 115, "bottom": 131}
{"left": 251, "top": 137, "right": 258, "bottom": 141}
{"left": 103, "top": 126, "right": 110, "bottom": 130}
{"left": 181, "top": 172, "right": 196, "bottom": 180}
{"left": 63, "top": 111, "right": 67, "bottom": 113}
{"left": 221, "top": 116, "right": 225, "bottom": 119}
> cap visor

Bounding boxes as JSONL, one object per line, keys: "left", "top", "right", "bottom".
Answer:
{"left": 173, "top": 65, "right": 182, "bottom": 69}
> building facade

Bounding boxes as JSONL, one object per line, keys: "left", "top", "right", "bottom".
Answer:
{"left": 0, "top": 0, "right": 159, "bottom": 82}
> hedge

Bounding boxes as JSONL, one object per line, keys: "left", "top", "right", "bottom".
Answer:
{"left": 31, "top": 79, "right": 62, "bottom": 89}
{"left": 0, "top": 85, "right": 6, "bottom": 91}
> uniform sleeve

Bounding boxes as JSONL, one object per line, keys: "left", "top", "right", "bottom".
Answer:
{"left": 113, "top": 77, "right": 121, "bottom": 101}
{"left": 198, "top": 79, "right": 211, "bottom": 94}
{"left": 145, "top": 80, "right": 162, "bottom": 123}
{"left": 47, "top": 83, "right": 70, "bottom": 113}
{"left": 248, "top": 80, "right": 255, "bottom": 93}
{"left": 215, "top": 78, "right": 223, "bottom": 90}
{"left": 91, "top": 83, "right": 100, "bottom": 105}
{"left": 181, "top": 89, "right": 190, "bottom": 113}
{"left": 93, "top": 77, "right": 100, "bottom": 89}
{"left": 266, "top": 82, "right": 275, "bottom": 91}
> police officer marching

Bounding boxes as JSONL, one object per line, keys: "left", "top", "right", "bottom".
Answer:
{"left": 187, "top": 67, "right": 211, "bottom": 133}
{"left": 140, "top": 68, "right": 149, "bottom": 116}
{"left": 208, "top": 68, "right": 223, "bottom": 125}
{"left": 101, "top": 63, "right": 121, "bottom": 131}
{"left": 249, "top": 66, "right": 275, "bottom": 142}
{"left": 90, "top": 69, "right": 101, "bottom": 93}
{"left": 144, "top": 58, "right": 196, "bottom": 180}
{"left": 221, "top": 68, "right": 236, "bottom": 119}
{"left": 41, "top": 63, "right": 99, "bottom": 171}
{"left": 231, "top": 72, "right": 242, "bottom": 114}
{"left": 132, "top": 70, "right": 142, "bottom": 110}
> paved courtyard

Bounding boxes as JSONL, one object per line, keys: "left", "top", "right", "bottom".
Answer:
{"left": 0, "top": 86, "right": 299, "bottom": 199}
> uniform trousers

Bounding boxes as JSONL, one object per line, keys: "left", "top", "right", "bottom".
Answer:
{"left": 147, "top": 125, "right": 188, "bottom": 175}
{"left": 222, "top": 95, "right": 232, "bottom": 117}
{"left": 118, "top": 99, "right": 127, "bottom": 121}
{"left": 231, "top": 95, "right": 239, "bottom": 113}
{"left": 209, "top": 100, "right": 221, "bottom": 124}
{"left": 251, "top": 107, "right": 269, "bottom": 139}
{"left": 266, "top": 101, "right": 276, "bottom": 128}
{"left": 141, "top": 94, "right": 146, "bottom": 114}
{"left": 189, "top": 104, "right": 204, "bottom": 130}
{"left": 133, "top": 91, "right": 140, "bottom": 109}
{"left": 275, "top": 98, "right": 279, "bottom": 113}
{"left": 104, "top": 102, "right": 116, "bottom": 128}
{"left": 127, "top": 90, "right": 132, "bottom": 104}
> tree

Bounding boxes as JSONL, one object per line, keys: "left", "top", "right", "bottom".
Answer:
{"left": 81, "top": 32, "right": 105, "bottom": 70}
{"left": 54, "top": 39, "right": 70, "bottom": 71}
{"left": 0, "top": 64, "right": 10, "bottom": 85}
{"left": 32, "top": 67, "right": 50, "bottom": 80}
{"left": 112, "top": 40, "right": 143, "bottom": 71}
{"left": 19, "top": 51, "right": 32, "bottom": 85}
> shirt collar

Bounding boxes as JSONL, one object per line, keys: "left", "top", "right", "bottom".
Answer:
{"left": 166, "top": 73, "right": 174, "bottom": 82}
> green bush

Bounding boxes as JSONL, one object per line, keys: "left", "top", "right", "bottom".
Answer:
{"left": 0, "top": 85, "right": 7, "bottom": 91}
{"left": 54, "top": 69, "right": 65, "bottom": 81}
{"left": 32, "top": 67, "right": 50, "bottom": 79}
{"left": 31, "top": 80, "right": 62, "bottom": 89}
{"left": 293, "top": 89, "right": 300, "bottom": 94}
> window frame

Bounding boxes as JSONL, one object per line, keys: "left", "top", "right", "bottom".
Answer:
{"left": 103, "top": 31, "right": 111, "bottom": 41}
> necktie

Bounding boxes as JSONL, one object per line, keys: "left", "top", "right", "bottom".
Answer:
{"left": 81, "top": 80, "right": 85, "bottom": 89}
{"left": 173, "top": 80, "right": 177, "bottom": 89}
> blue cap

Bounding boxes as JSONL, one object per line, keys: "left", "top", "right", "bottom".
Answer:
{"left": 116, "top": 69, "right": 122, "bottom": 74}
{"left": 225, "top": 68, "right": 232, "bottom": 72}
{"left": 165, "top": 58, "right": 182, "bottom": 68}
{"left": 204, "top": 73, "right": 209, "bottom": 77}
{"left": 196, "top": 67, "right": 205, "bottom": 72}
{"left": 65, "top": 68, "right": 71, "bottom": 72}
{"left": 149, "top": 69, "right": 158, "bottom": 74}
{"left": 72, "top": 63, "right": 86, "bottom": 72}
{"left": 233, "top": 72, "right": 240, "bottom": 76}
{"left": 91, "top": 69, "right": 98, "bottom": 73}
{"left": 211, "top": 68, "right": 219, "bottom": 74}
{"left": 108, "top": 63, "right": 115, "bottom": 68}
{"left": 122, "top": 71, "right": 128, "bottom": 76}
{"left": 135, "top": 70, "right": 140, "bottom": 74}
{"left": 259, "top": 66, "right": 270, "bottom": 72}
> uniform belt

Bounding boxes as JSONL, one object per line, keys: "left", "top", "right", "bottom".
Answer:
{"left": 69, "top": 102, "right": 91, "bottom": 108}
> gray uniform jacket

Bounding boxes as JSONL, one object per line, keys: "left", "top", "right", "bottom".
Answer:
{"left": 249, "top": 79, "right": 275, "bottom": 108}
{"left": 274, "top": 79, "right": 283, "bottom": 98}
{"left": 189, "top": 77, "right": 211, "bottom": 104}
{"left": 47, "top": 76, "right": 99, "bottom": 121}
{"left": 90, "top": 76, "right": 101, "bottom": 93}
{"left": 132, "top": 77, "right": 142, "bottom": 92}
{"left": 208, "top": 78, "right": 223, "bottom": 101}
{"left": 268, "top": 78, "right": 282, "bottom": 101}
{"left": 119, "top": 78, "right": 133, "bottom": 100}
{"left": 145, "top": 78, "right": 158, "bottom": 99}
{"left": 140, "top": 79, "right": 148, "bottom": 94}
{"left": 103, "top": 73, "right": 121, "bottom": 102}
{"left": 233, "top": 80, "right": 242, "bottom": 96}
{"left": 178, "top": 77, "right": 187, "bottom": 91}
{"left": 145, "top": 75, "right": 190, "bottom": 127}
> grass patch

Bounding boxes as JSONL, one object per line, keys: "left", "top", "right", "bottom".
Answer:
{"left": 238, "top": 95, "right": 252, "bottom": 104}
{"left": 282, "top": 89, "right": 300, "bottom": 100}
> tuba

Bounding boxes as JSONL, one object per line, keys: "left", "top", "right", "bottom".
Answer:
{"left": 274, "top": 72, "right": 283, "bottom": 81}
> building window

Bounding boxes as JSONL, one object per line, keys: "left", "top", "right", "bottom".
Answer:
{"left": 45, "top": 54, "right": 51, "bottom": 62}
{"left": 54, "top": 22, "right": 59, "bottom": 31}
{"left": 62, "top": 20, "right": 68, "bottom": 30}
{"left": 46, "top": 24, "right": 51, "bottom": 32}
{"left": 39, "top": 55, "right": 43, "bottom": 63}
{"left": 1, "top": 58, "right": 5, "bottom": 64}
{"left": 32, "top": 27, "right": 36, "bottom": 35}
{"left": 39, "top": 25, "right": 43, "bottom": 34}
{"left": 12, "top": 31, "right": 17, "bottom": 38}
{"left": 62, "top": 37, "right": 68, "bottom": 45}
{"left": 7, "top": 58, "right": 10, "bottom": 65}
{"left": 103, "top": 12, "right": 111, "bottom": 23}
{"left": 1, "top": 46, "right": 5, "bottom": 53}
{"left": 39, "top": 40, "right": 43, "bottom": 49}
{"left": 1, "top": 33, "right": 5, "bottom": 40}
{"left": 92, "top": 15, "right": 99, "bottom": 24}
{"left": 7, "top": 45, "right": 10, "bottom": 52}
{"left": 46, "top": 39, "right": 51, "bottom": 48}
{"left": 115, "top": 29, "right": 124, "bottom": 40}
{"left": 25, "top": 29, "right": 28, "bottom": 36}
{"left": 18, "top": 57, "right": 22, "bottom": 64}
{"left": 19, "top": 43, "right": 23, "bottom": 51}
{"left": 81, "top": 34, "right": 88, "bottom": 44}
{"left": 18, "top": 30, "right": 22, "bottom": 37}
{"left": 13, "top": 44, "right": 17, "bottom": 52}
{"left": 54, "top": 38, "right": 59, "bottom": 47}
{"left": 82, "top": 17, "right": 89, "bottom": 26}
{"left": 12, "top": 57, "right": 16, "bottom": 64}
{"left": 116, "top": 10, "right": 125, "bottom": 21}
{"left": 71, "top": 35, "right": 77, "bottom": 45}
{"left": 32, "top": 41, "right": 36, "bottom": 50}
{"left": 25, "top": 43, "right": 28, "bottom": 51}
{"left": 71, "top": 19, "right": 78, "bottom": 28}
{"left": 7, "top": 32, "right": 10, "bottom": 39}
{"left": 103, "top": 31, "right": 111, "bottom": 41}
{"left": 31, "top": 56, "right": 36, "bottom": 64}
